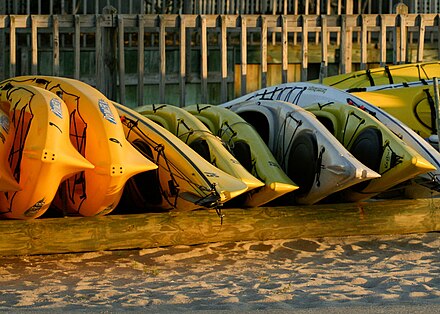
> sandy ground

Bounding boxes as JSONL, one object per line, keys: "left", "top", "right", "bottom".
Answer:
{"left": 0, "top": 232, "right": 439, "bottom": 312}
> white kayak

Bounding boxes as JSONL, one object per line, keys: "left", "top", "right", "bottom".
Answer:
{"left": 224, "top": 99, "right": 380, "bottom": 204}
{"left": 222, "top": 82, "right": 440, "bottom": 193}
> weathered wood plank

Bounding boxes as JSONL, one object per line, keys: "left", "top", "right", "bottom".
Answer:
{"left": 240, "top": 15, "right": 247, "bottom": 96}
{"left": 301, "top": 15, "right": 308, "bottom": 81}
{"left": 281, "top": 15, "right": 288, "bottom": 83}
{"left": 417, "top": 14, "right": 425, "bottom": 62}
{"left": 159, "top": 15, "right": 166, "bottom": 103}
{"left": 360, "top": 15, "right": 368, "bottom": 70}
{"left": 179, "top": 15, "right": 186, "bottom": 107}
{"left": 74, "top": 15, "right": 80, "bottom": 79}
{"left": 220, "top": 15, "right": 228, "bottom": 103}
{"left": 31, "top": 15, "right": 38, "bottom": 75}
{"left": 52, "top": 15, "right": 60, "bottom": 76}
{"left": 118, "top": 15, "right": 126, "bottom": 104}
{"left": 379, "top": 14, "right": 387, "bottom": 66}
{"left": 0, "top": 198, "right": 439, "bottom": 257}
{"left": 200, "top": 15, "right": 208, "bottom": 103}
{"left": 320, "top": 15, "right": 328, "bottom": 81}
{"left": 260, "top": 15, "right": 267, "bottom": 88}
{"left": 137, "top": 15, "right": 144, "bottom": 106}
{"left": 95, "top": 14, "right": 103, "bottom": 92}
{"left": 9, "top": 16, "right": 16, "bottom": 77}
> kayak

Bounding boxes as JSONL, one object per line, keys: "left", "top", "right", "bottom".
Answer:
{"left": 1, "top": 76, "right": 157, "bottom": 216}
{"left": 222, "top": 82, "right": 440, "bottom": 193}
{"left": 312, "top": 61, "right": 440, "bottom": 89}
{"left": 304, "top": 101, "right": 435, "bottom": 202}
{"left": 224, "top": 99, "right": 380, "bottom": 204}
{"left": 0, "top": 84, "right": 94, "bottom": 219}
{"left": 135, "top": 104, "right": 264, "bottom": 203}
{"left": 351, "top": 83, "right": 437, "bottom": 139}
{"left": 185, "top": 104, "right": 299, "bottom": 207}
{"left": 115, "top": 102, "right": 250, "bottom": 211}
{"left": 0, "top": 107, "right": 20, "bottom": 192}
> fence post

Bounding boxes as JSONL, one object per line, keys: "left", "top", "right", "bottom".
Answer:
{"left": 300, "top": 15, "right": 308, "bottom": 81}
{"left": 118, "top": 15, "right": 126, "bottom": 105}
{"left": 340, "top": 15, "right": 352, "bottom": 74}
{"left": 260, "top": 16, "right": 267, "bottom": 88}
{"left": 379, "top": 14, "right": 387, "bottom": 67}
{"left": 240, "top": 15, "right": 247, "bottom": 96}
{"left": 9, "top": 16, "right": 16, "bottom": 78}
{"left": 31, "top": 15, "right": 38, "bottom": 75}
{"left": 220, "top": 15, "right": 228, "bottom": 103}
{"left": 393, "top": 3, "right": 408, "bottom": 64}
{"left": 179, "top": 15, "right": 186, "bottom": 107}
{"left": 320, "top": 15, "right": 328, "bottom": 80}
{"left": 434, "top": 78, "right": 440, "bottom": 152}
{"left": 52, "top": 15, "right": 60, "bottom": 76}
{"left": 200, "top": 15, "right": 208, "bottom": 103}
{"left": 0, "top": 18, "right": 5, "bottom": 80}
{"left": 281, "top": 15, "right": 288, "bottom": 84}
{"left": 137, "top": 15, "right": 144, "bottom": 107}
{"left": 74, "top": 15, "right": 81, "bottom": 80}
{"left": 159, "top": 15, "right": 166, "bottom": 103}
{"left": 416, "top": 14, "right": 425, "bottom": 62}
{"left": 98, "top": 5, "right": 118, "bottom": 100}
{"left": 360, "top": 15, "right": 368, "bottom": 70}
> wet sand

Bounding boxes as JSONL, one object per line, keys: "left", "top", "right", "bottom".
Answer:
{"left": 0, "top": 232, "right": 439, "bottom": 312}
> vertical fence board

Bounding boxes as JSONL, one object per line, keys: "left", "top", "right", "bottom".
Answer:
{"left": 200, "top": 15, "right": 208, "bottom": 103}
{"left": 0, "top": 20, "right": 4, "bottom": 80}
{"left": 9, "top": 16, "right": 16, "bottom": 77}
{"left": 137, "top": 15, "right": 144, "bottom": 106}
{"left": 300, "top": 15, "right": 308, "bottom": 81}
{"left": 240, "top": 15, "right": 247, "bottom": 95}
{"left": 118, "top": 16, "right": 126, "bottom": 105}
{"left": 179, "top": 15, "right": 186, "bottom": 107}
{"left": 379, "top": 14, "right": 387, "bottom": 66}
{"left": 95, "top": 14, "right": 103, "bottom": 91}
{"left": 159, "top": 15, "right": 166, "bottom": 103}
{"left": 340, "top": 15, "right": 352, "bottom": 74}
{"left": 281, "top": 15, "right": 288, "bottom": 83}
{"left": 400, "top": 14, "right": 407, "bottom": 63}
{"left": 417, "top": 15, "right": 425, "bottom": 62}
{"left": 220, "top": 15, "right": 228, "bottom": 103}
{"left": 74, "top": 15, "right": 81, "bottom": 79}
{"left": 31, "top": 16, "right": 38, "bottom": 75}
{"left": 260, "top": 16, "right": 267, "bottom": 88}
{"left": 52, "top": 15, "right": 60, "bottom": 76}
{"left": 360, "top": 15, "right": 368, "bottom": 70}
{"left": 320, "top": 15, "right": 328, "bottom": 81}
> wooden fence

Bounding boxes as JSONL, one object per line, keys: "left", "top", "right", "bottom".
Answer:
{"left": 1, "top": 12, "right": 440, "bottom": 106}
{"left": 2, "top": 0, "right": 435, "bottom": 15}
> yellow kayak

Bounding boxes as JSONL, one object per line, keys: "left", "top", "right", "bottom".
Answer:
{"left": 185, "top": 104, "right": 299, "bottom": 207}
{"left": 313, "top": 61, "right": 440, "bottom": 89}
{"left": 135, "top": 104, "right": 264, "bottom": 202}
{"left": 352, "top": 84, "right": 436, "bottom": 139}
{"left": 1, "top": 76, "right": 157, "bottom": 216}
{"left": 0, "top": 84, "right": 94, "bottom": 219}
{"left": 0, "top": 108, "right": 20, "bottom": 192}
{"left": 115, "top": 102, "right": 249, "bottom": 211}
{"left": 305, "top": 102, "right": 436, "bottom": 202}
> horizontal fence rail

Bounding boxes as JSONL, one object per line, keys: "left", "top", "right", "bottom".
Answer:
{"left": 1, "top": 1, "right": 440, "bottom": 16}
{"left": 1, "top": 13, "right": 440, "bottom": 107}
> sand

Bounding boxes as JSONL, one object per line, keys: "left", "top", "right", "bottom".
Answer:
{"left": 0, "top": 232, "right": 439, "bottom": 312}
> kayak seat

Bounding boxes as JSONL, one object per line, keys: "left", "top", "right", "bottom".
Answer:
{"left": 237, "top": 111, "right": 270, "bottom": 145}
{"left": 287, "top": 130, "right": 318, "bottom": 197}
{"left": 232, "top": 140, "right": 253, "bottom": 173}
{"left": 349, "top": 127, "right": 383, "bottom": 191}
